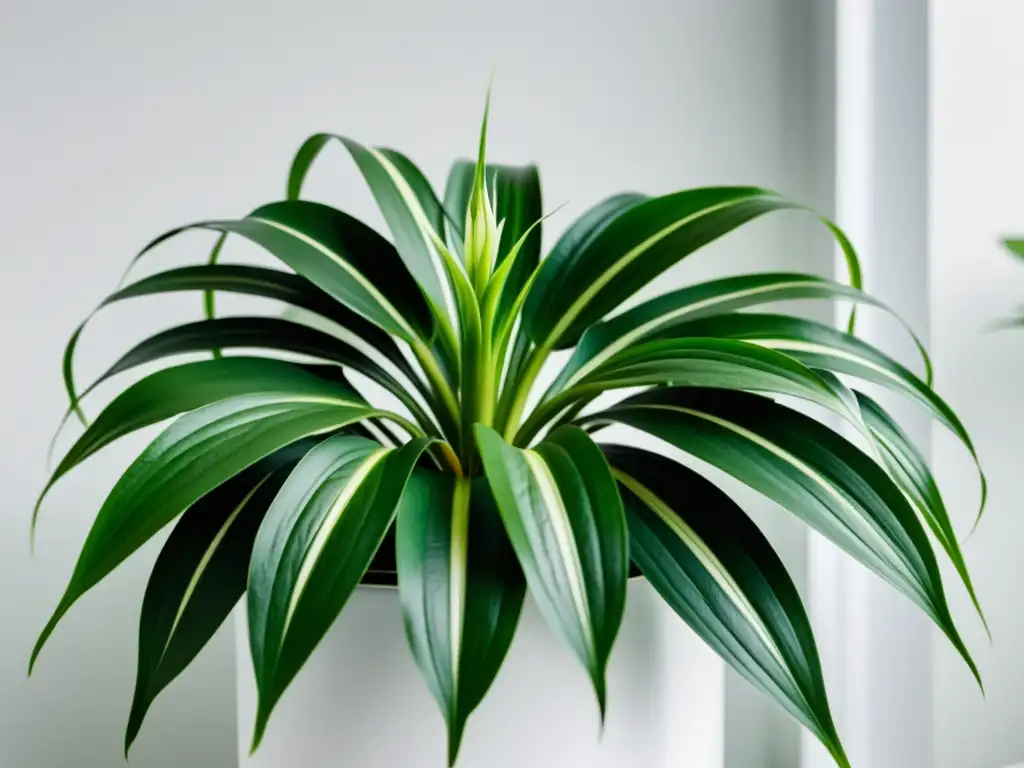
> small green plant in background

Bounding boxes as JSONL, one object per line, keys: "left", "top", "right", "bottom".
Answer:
{"left": 30, "top": 90, "right": 987, "bottom": 767}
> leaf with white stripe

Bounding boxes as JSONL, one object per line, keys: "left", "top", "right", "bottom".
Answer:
{"left": 517, "top": 337, "right": 861, "bottom": 446}
{"left": 474, "top": 424, "right": 627, "bottom": 714}
{"left": 247, "top": 435, "right": 433, "bottom": 748}
{"left": 662, "top": 312, "right": 986, "bottom": 521}
{"left": 288, "top": 134, "right": 450, "bottom": 317}
{"left": 396, "top": 471, "right": 525, "bottom": 765}
{"left": 64, "top": 316, "right": 434, "bottom": 436}
{"left": 444, "top": 160, "right": 542, "bottom": 305}
{"left": 58, "top": 263, "right": 419, "bottom": 425}
{"left": 37, "top": 358, "right": 365, "bottom": 535}
{"left": 586, "top": 388, "right": 980, "bottom": 685}
{"left": 605, "top": 445, "right": 848, "bottom": 767}
{"left": 549, "top": 271, "right": 930, "bottom": 397}
{"left": 523, "top": 188, "right": 862, "bottom": 351}
{"left": 126, "top": 444, "right": 311, "bottom": 753}
{"left": 129, "top": 201, "right": 434, "bottom": 342}
{"left": 855, "top": 391, "right": 987, "bottom": 633}
{"left": 83, "top": 317, "right": 405, "bottom": 398}
{"left": 31, "top": 388, "right": 383, "bottom": 672}
{"left": 110, "top": 264, "right": 414, "bottom": 374}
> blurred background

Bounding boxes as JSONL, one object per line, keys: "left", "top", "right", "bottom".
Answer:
{"left": 0, "top": 0, "right": 1020, "bottom": 766}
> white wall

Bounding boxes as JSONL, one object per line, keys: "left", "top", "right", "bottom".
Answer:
{"left": 1, "top": 1, "right": 833, "bottom": 766}
{"left": 932, "top": 2, "right": 1024, "bottom": 767}
{"left": 804, "top": 3, "right": 937, "bottom": 767}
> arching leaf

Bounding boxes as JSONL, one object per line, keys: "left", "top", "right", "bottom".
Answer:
{"left": 475, "top": 424, "right": 627, "bottom": 716}
{"left": 37, "top": 359, "right": 364, "bottom": 535}
{"left": 605, "top": 444, "right": 848, "bottom": 766}
{"left": 247, "top": 435, "right": 433, "bottom": 748}
{"left": 288, "top": 134, "right": 449, "bottom": 318}
{"left": 31, "top": 390, "right": 382, "bottom": 672}
{"left": 397, "top": 471, "right": 525, "bottom": 765}
{"left": 549, "top": 272, "right": 931, "bottom": 396}
{"left": 659, "top": 312, "right": 985, "bottom": 522}
{"left": 126, "top": 444, "right": 313, "bottom": 752}
{"left": 583, "top": 387, "right": 979, "bottom": 686}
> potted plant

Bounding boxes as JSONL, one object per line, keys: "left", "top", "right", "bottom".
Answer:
{"left": 31, "top": 93, "right": 985, "bottom": 767}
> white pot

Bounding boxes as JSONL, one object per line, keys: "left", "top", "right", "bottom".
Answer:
{"left": 236, "top": 580, "right": 724, "bottom": 768}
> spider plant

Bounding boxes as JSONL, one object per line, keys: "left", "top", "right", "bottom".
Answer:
{"left": 30, "top": 91, "right": 986, "bottom": 767}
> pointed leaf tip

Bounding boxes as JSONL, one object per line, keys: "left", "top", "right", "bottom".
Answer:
{"left": 447, "top": 718, "right": 466, "bottom": 767}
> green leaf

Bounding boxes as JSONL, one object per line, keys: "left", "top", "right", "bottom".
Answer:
{"left": 65, "top": 315, "right": 434, "bottom": 436}
{"left": 585, "top": 388, "right": 980, "bottom": 685}
{"left": 111, "top": 264, "right": 415, "bottom": 377}
{"left": 396, "top": 471, "right": 525, "bottom": 765}
{"left": 523, "top": 188, "right": 784, "bottom": 349}
{"left": 287, "top": 134, "right": 449, "bottom": 318}
{"left": 247, "top": 435, "right": 433, "bottom": 748}
{"left": 132, "top": 201, "right": 435, "bottom": 343}
{"left": 474, "top": 424, "right": 628, "bottom": 715}
{"left": 377, "top": 148, "right": 450, "bottom": 246}
{"left": 37, "top": 358, "right": 364, "bottom": 535}
{"left": 1003, "top": 238, "right": 1024, "bottom": 260}
{"left": 535, "top": 192, "right": 647, "bottom": 276}
{"left": 660, "top": 312, "right": 985, "bottom": 522}
{"left": 59, "top": 264, "right": 421, "bottom": 427}
{"left": 549, "top": 272, "right": 931, "bottom": 397}
{"left": 31, "top": 388, "right": 380, "bottom": 672}
{"left": 442, "top": 162, "right": 475, "bottom": 257}
{"left": 126, "top": 444, "right": 311, "bottom": 753}
{"left": 517, "top": 337, "right": 861, "bottom": 446}
{"left": 855, "top": 391, "right": 987, "bottom": 634}
{"left": 523, "top": 188, "right": 862, "bottom": 351}
{"left": 444, "top": 160, "right": 542, "bottom": 302}
{"left": 605, "top": 445, "right": 848, "bottom": 767}
{"left": 91, "top": 317, "right": 405, "bottom": 392}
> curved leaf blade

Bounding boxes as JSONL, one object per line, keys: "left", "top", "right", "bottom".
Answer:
{"left": 88, "top": 316, "right": 403, "bottom": 394}
{"left": 397, "top": 471, "right": 525, "bottom": 765}
{"left": 31, "top": 390, "right": 378, "bottom": 672}
{"left": 474, "top": 424, "right": 627, "bottom": 715}
{"left": 123, "top": 202, "right": 434, "bottom": 341}
{"left": 126, "top": 445, "right": 311, "bottom": 752}
{"left": 518, "top": 337, "right": 861, "bottom": 446}
{"left": 112, "top": 264, "right": 415, "bottom": 376}
{"left": 524, "top": 188, "right": 863, "bottom": 350}
{"left": 664, "top": 313, "right": 986, "bottom": 522}
{"left": 37, "top": 358, "right": 363, "bottom": 534}
{"left": 65, "top": 315, "right": 434, "bottom": 434}
{"left": 287, "top": 133, "right": 449, "bottom": 317}
{"left": 855, "top": 391, "right": 987, "bottom": 633}
{"left": 585, "top": 388, "right": 979, "bottom": 685}
{"left": 523, "top": 188, "right": 790, "bottom": 349}
{"left": 605, "top": 445, "right": 848, "bottom": 766}
{"left": 549, "top": 272, "right": 931, "bottom": 396}
{"left": 247, "top": 435, "right": 433, "bottom": 748}
{"left": 59, "top": 263, "right": 419, "bottom": 428}
{"left": 240, "top": 200, "right": 434, "bottom": 339}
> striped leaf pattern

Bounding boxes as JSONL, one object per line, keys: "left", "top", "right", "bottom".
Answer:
{"left": 30, "top": 92, "right": 985, "bottom": 767}
{"left": 606, "top": 445, "right": 848, "bottom": 766}
{"left": 126, "top": 446, "right": 312, "bottom": 753}
{"left": 475, "top": 424, "right": 628, "bottom": 715}
{"left": 582, "top": 387, "right": 979, "bottom": 684}
{"left": 396, "top": 471, "right": 525, "bottom": 764}
{"left": 247, "top": 435, "right": 434, "bottom": 747}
